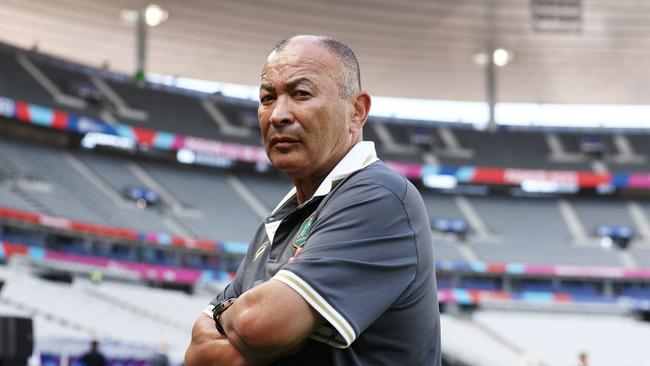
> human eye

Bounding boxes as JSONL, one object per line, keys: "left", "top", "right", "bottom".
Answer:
{"left": 294, "top": 90, "right": 311, "bottom": 99}
{"left": 260, "top": 93, "right": 275, "bottom": 105}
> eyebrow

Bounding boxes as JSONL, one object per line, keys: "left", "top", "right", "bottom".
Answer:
{"left": 260, "top": 83, "right": 274, "bottom": 93}
{"left": 260, "top": 77, "right": 316, "bottom": 93}
{"left": 286, "top": 77, "right": 315, "bottom": 90}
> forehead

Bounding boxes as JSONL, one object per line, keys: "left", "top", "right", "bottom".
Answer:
{"left": 261, "top": 41, "right": 342, "bottom": 87}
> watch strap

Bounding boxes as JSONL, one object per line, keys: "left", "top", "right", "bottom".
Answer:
{"left": 212, "top": 297, "right": 236, "bottom": 335}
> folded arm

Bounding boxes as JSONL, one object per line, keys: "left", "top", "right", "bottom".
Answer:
{"left": 186, "top": 278, "right": 324, "bottom": 365}
{"left": 220, "top": 278, "right": 324, "bottom": 363}
{"left": 185, "top": 314, "right": 248, "bottom": 366}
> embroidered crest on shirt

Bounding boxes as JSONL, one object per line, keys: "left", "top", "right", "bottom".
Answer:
{"left": 292, "top": 212, "right": 315, "bottom": 249}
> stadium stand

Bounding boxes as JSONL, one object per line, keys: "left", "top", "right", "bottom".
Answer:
{"left": 3, "top": 39, "right": 650, "bottom": 366}
{"left": 0, "top": 264, "right": 197, "bottom": 362}
{"left": 0, "top": 47, "right": 53, "bottom": 110}
{"left": 438, "top": 129, "right": 593, "bottom": 171}
{"left": 470, "top": 196, "right": 572, "bottom": 242}
{"left": 470, "top": 242, "right": 623, "bottom": 267}
{"left": 89, "top": 280, "right": 210, "bottom": 326}
{"left": 27, "top": 57, "right": 106, "bottom": 120}
{"left": 573, "top": 198, "right": 637, "bottom": 233}
{"left": 473, "top": 310, "right": 650, "bottom": 366}
{"left": 0, "top": 133, "right": 265, "bottom": 242}
{"left": 633, "top": 249, "right": 650, "bottom": 268}
{"left": 3, "top": 41, "right": 650, "bottom": 262}
{"left": 0, "top": 184, "right": 36, "bottom": 213}
{"left": 103, "top": 80, "right": 224, "bottom": 139}
{"left": 139, "top": 160, "right": 261, "bottom": 242}
{"left": 238, "top": 171, "right": 293, "bottom": 211}
{"left": 0, "top": 135, "right": 185, "bottom": 233}
{"left": 440, "top": 313, "right": 524, "bottom": 366}
{"left": 0, "top": 136, "right": 114, "bottom": 225}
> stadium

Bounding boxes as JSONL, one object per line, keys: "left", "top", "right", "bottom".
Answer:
{"left": 0, "top": 0, "right": 649, "bottom": 365}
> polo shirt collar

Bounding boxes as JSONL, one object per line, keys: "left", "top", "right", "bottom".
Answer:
{"left": 272, "top": 141, "right": 378, "bottom": 213}
{"left": 265, "top": 141, "right": 378, "bottom": 243}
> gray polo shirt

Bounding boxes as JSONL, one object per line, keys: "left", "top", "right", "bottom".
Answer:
{"left": 209, "top": 142, "right": 441, "bottom": 366}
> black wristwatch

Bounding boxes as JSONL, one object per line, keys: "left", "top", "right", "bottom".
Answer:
{"left": 212, "top": 297, "right": 236, "bottom": 335}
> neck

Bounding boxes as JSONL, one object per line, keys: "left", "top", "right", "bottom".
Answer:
{"left": 293, "top": 170, "right": 329, "bottom": 205}
{"left": 291, "top": 138, "right": 362, "bottom": 204}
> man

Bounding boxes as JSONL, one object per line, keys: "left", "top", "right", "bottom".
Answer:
{"left": 576, "top": 351, "right": 589, "bottom": 366}
{"left": 185, "top": 35, "right": 441, "bottom": 365}
{"left": 150, "top": 342, "right": 170, "bottom": 366}
{"left": 79, "top": 340, "right": 106, "bottom": 366}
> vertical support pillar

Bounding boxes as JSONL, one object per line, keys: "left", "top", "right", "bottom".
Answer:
{"left": 135, "top": 9, "right": 147, "bottom": 83}
{"left": 486, "top": 49, "right": 497, "bottom": 132}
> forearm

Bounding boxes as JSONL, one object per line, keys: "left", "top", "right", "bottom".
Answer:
{"left": 220, "top": 279, "right": 323, "bottom": 362}
{"left": 185, "top": 314, "right": 249, "bottom": 366}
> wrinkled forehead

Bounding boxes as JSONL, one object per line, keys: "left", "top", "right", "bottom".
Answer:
{"left": 261, "top": 41, "right": 343, "bottom": 85}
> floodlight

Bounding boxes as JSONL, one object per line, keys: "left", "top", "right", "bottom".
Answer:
{"left": 145, "top": 4, "right": 169, "bottom": 27}
{"left": 472, "top": 48, "right": 514, "bottom": 67}
{"left": 493, "top": 48, "right": 514, "bottom": 67}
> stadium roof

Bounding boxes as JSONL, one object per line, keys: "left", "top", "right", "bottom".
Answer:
{"left": 1, "top": 0, "right": 649, "bottom": 105}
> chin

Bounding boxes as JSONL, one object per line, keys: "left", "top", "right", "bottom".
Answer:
{"left": 272, "top": 162, "right": 304, "bottom": 174}
{"left": 270, "top": 157, "right": 309, "bottom": 176}
{"left": 269, "top": 146, "right": 315, "bottom": 172}
{"left": 270, "top": 156, "right": 298, "bottom": 169}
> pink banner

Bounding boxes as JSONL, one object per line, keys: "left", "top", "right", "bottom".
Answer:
{"left": 181, "top": 137, "right": 269, "bottom": 163}
{"left": 45, "top": 247, "right": 202, "bottom": 284}
{"left": 503, "top": 168, "right": 579, "bottom": 185}
{"left": 628, "top": 174, "right": 650, "bottom": 189}
{"left": 47, "top": 251, "right": 109, "bottom": 267}
{"left": 0, "top": 205, "right": 217, "bottom": 251}
{"left": 520, "top": 264, "right": 556, "bottom": 276}
{"left": 622, "top": 269, "right": 650, "bottom": 279}
{"left": 385, "top": 161, "right": 422, "bottom": 179}
{"left": 112, "top": 261, "right": 201, "bottom": 284}
{"left": 554, "top": 265, "right": 625, "bottom": 278}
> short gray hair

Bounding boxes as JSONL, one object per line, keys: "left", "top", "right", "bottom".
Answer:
{"left": 272, "top": 35, "right": 361, "bottom": 97}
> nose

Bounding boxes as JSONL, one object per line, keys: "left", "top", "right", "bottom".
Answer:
{"left": 269, "top": 95, "right": 294, "bottom": 126}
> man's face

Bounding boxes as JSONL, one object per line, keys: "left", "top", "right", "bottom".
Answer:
{"left": 258, "top": 41, "right": 355, "bottom": 181}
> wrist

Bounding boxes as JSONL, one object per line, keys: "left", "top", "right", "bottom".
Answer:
{"left": 212, "top": 298, "right": 237, "bottom": 335}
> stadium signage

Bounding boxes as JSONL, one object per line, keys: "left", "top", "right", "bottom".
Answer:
{"left": 385, "top": 161, "right": 422, "bottom": 179}
{"left": 1, "top": 240, "right": 213, "bottom": 285}
{"left": 181, "top": 136, "right": 269, "bottom": 163}
{"left": 75, "top": 116, "right": 112, "bottom": 134}
{"left": 176, "top": 148, "right": 234, "bottom": 168}
{"left": 504, "top": 169, "right": 578, "bottom": 184}
{"left": 0, "top": 96, "right": 15, "bottom": 117}
{"left": 0, "top": 204, "right": 231, "bottom": 252}
{"left": 436, "top": 259, "right": 650, "bottom": 280}
{"left": 419, "top": 165, "right": 620, "bottom": 191}
{"left": 554, "top": 266, "right": 624, "bottom": 278}
{"left": 39, "top": 215, "right": 72, "bottom": 229}
{"left": 5, "top": 95, "right": 650, "bottom": 191}
{"left": 81, "top": 132, "right": 135, "bottom": 150}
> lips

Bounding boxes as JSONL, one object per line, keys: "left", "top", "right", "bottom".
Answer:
{"left": 270, "top": 136, "right": 300, "bottom": 147}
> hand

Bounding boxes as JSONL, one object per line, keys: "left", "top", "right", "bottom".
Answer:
{"left": 185, "top": 314, "right": 249, "bottom": 366}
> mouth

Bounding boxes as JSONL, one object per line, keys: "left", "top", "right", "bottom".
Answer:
{"left": 270, "top": 136, "right": 300, "bottom": 149}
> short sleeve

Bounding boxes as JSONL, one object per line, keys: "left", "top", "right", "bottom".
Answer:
{"left": 272, "top": 181, "right": 418, "bottom": 348}
{"left": 203, "top": 256, "right": 247, "bottom": 316}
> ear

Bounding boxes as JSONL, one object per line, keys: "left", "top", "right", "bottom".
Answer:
{"left": 350, "top": 91, "right": 371, "bottom": 134}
